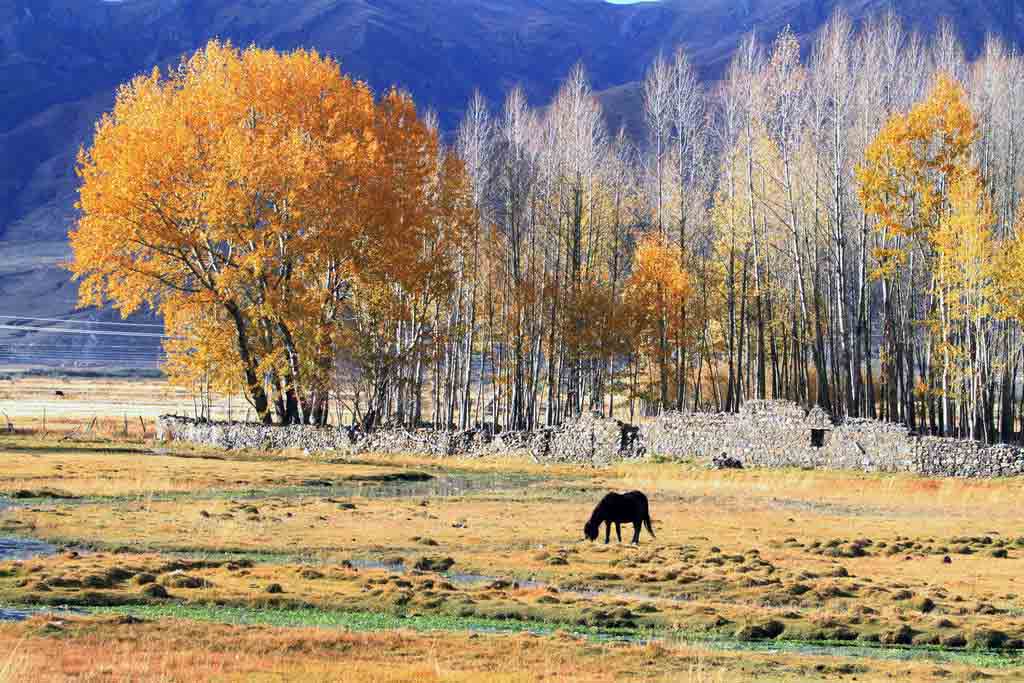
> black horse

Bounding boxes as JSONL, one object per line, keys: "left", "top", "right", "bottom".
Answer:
{"left": 583, "top": 491, "right": 655, "bottom": 545}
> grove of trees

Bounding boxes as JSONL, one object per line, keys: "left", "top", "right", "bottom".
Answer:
{"left": 70, "top": 15, "right": 1024, "bottom": 443}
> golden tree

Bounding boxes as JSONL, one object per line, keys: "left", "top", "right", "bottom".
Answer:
{"left": 71, "top": 40, "right": 471, "bottom": 425}
{"left": 857, "top": 73, "right": 979, "bottom": 275}
{"left": 857, "top": 73, "right": 994, "bottom": 435}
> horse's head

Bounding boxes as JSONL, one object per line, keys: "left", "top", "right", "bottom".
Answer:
{"left": 583, "top": 519, "right": 598, "bottom": 541}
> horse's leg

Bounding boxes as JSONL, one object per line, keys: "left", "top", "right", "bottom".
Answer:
{"left": 604, "top": 521, "right": 611, "bottom": 544}
{"left": 615, "top": 522, "right": 622, "bottom": 543}
{"left": 632, "top": 521, "right": 641, "bottom": 544}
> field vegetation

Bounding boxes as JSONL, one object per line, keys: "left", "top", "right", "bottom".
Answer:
{"left": 0, "top": 428, "right": 1021, "bottom": 681}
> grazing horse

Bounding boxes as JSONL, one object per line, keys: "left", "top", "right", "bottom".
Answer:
{"left": 583, "top": 491, "right": 655, "bottom": 545}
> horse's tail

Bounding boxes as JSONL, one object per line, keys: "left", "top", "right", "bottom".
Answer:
{"left": 632, "top": 492, "right": 656, "bottom": 538}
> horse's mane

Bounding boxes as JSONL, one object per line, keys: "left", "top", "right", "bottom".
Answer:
{"left": 587, "top": 493, "right": 615, "bottom": 526}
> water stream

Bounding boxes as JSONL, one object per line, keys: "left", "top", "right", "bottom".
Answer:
{"left": 345, "top": 557, "right": 661, "bottom": 603}
{"left": 0, "top": 534, "right": 61, "bottom": 621}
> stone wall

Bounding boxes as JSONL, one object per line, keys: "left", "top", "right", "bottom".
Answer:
{"left": 532, "top": 412, "right": 645, "bottom": 465}
{"left": 912, "top": 438, "right": 1024, "bottom": 478}
{"left": 156, "top": 399, "right": 1024, "bottom": 477}
{"left": 156, "top": 412, "right": 638, "bottom": 465}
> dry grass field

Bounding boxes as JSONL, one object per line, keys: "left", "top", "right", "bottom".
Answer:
{"left": 0, "top": 380, "right": 1023, "bottom": 681}
{"left": 0, "top": 375, "right": 238, "bottom": 436}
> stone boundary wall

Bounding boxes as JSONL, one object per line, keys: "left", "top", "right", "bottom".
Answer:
{"left": 911, "top": 437, "right": 1024, "bottom": 478}
{"left": 157, "top": 399, "right": 1024, "bottom": 477}
{"left": 156, "top": 411, "right": 641, "bottom": 465}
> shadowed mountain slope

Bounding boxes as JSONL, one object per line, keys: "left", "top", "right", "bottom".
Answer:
{"left": 2, "top": 0, "right": 1023, "bottom": 359}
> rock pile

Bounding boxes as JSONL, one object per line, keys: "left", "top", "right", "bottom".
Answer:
{"left": 711, "top": 453, "right": 744, "bottom": 469}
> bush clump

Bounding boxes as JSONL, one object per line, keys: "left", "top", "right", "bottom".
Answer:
{"left": 414, "top": 556, "right": 455, "bottom": 572}
{"left": 969, "top": 629, "right": 1009, "bottom": 650}
{"left": 734, "top": 620, "right": 785, "bottom": 641}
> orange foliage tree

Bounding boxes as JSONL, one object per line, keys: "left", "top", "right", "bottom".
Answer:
{"left": 624, "top": 233, "right": 693, "bottom": 404}
{"left": 71, "top": 41, "right": 471, "bottom": 425}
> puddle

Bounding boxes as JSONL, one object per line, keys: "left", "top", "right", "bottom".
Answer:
{"left": 0, "top": 497, "right": 60, "bottom": 563}
{"left": 446, "top": 572, "right": 547, "bottom": 590}
{"left": 0, "top": 537, "right": 56, "bottom": 561}
{"left": 0, "top": 472, "right": 541, "bottom": 507}
{"left": 0, "top": 605, "right": 85, "bottom": 623}
{"left": 346, "top": 559, "right": 545, "bottom": 589}
{"left": 307, "top": 473, "right": 539, "bottom": 500}
{"left": 346, "top": 559, "right": 406, "bottom": 573}
{"left": 112, "top": 473, "right": 539, "bottom": 504}
{"left": 0, "top": 607, "right": 35, "bottom": 621}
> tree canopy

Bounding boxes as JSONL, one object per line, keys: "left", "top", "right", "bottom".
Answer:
{"left": 72, "top": 41, "right": 472, "bottom": 424}
{"left": 72, "top": 17, "right": 1024, "bottom": 444}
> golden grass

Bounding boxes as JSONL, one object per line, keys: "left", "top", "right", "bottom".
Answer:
{"left": 0, "top": 436, "right": 429, "bottom": 496}
{"left": 5, "top": 543, "right": 1023, "bottom": 654}
{"left": 6, "top": 457, "right": 1024, "bottom": 651}
{"left": 0, "top": 637, "right": 29, "bottom": 683}
{"left": 604, "top": 460, "right": 1024, "bottom": 521}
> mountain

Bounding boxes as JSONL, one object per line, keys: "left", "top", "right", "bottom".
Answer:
{"left": 2, "top": 0, "right": 1023, "bottom": 366}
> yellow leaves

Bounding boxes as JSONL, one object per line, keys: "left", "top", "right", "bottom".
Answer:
{"left": 70, "top": 40, "right": 474, "bottom": 412}
{"left": 563, "top": 282, "right": 623, "bottom": 358}
{"left": 933, "top": 172, "right": 997, "bottom": 321}
{"left": 860, "top": 73, "right": 998, "bottom": 326}
{"left": 857, "top": 73, "right": 979, "bottom": 246}
{"left": 857, "top": 72, "right": 1019, "bottom": 403}
{"left": 993, "top": 213, "right": 1024, "bottom": 324}
{"left": 625, "top": 233, "right": 692, "bottom": 347}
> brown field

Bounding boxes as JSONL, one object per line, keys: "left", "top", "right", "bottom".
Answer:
{"left": 0, "top": 380, "right": 1022, "bottom": 681}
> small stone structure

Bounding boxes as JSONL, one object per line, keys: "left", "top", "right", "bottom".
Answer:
{"left": 156, "top": 399, "right": 1024, "bottom": 477}
{"left": 641, "top": 400, "right": 1024, "bottom": 478}
{"left": 644, "top": 400, "right": 890, "bottom": 470}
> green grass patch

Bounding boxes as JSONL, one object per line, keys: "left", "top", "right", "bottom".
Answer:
{"left": 76, "top": 603, "right": 1024, "bottom": 670}
{"left": 83, "top": 603, "right": 622, "bottom": 638}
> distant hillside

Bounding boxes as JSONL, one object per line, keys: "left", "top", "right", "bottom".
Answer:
{"left": 2, "top": 0, "right": 1024, "bottom": 365}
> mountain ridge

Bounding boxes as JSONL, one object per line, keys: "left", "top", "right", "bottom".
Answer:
{"left": 2, "top": 0, "right": 1024, "bottom": 360}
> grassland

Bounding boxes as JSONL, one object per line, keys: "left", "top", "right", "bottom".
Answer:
{"left": 0, "top": 424, "right": 1022, "bottom": 680}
